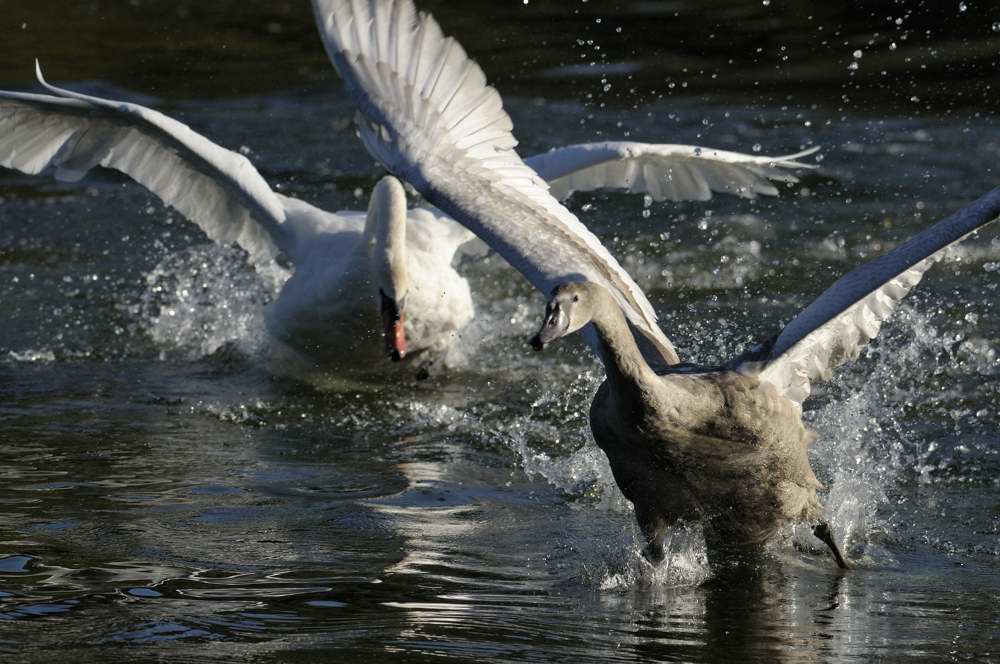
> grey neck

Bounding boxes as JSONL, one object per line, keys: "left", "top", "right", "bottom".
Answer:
{"left": 587, "top": 287, "right": 658, "bottom": 407}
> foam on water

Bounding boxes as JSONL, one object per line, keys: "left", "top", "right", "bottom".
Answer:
{"left": 5, "top": 348, "right": 57, "bottom": 363}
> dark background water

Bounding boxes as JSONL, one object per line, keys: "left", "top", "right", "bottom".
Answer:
{"left": 1, "top": 1, "right": 999, "bottom": 662}
{"left": 3, "top": 0, "right": 999, "bottom": 107}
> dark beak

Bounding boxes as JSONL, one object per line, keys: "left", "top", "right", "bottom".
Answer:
{"left": 529, "top": 303, "right": 564, "bottom": 352}
{"left": 380, "top": 290, "right": 406, "bottom": 362}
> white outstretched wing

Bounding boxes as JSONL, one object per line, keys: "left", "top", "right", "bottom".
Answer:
{"left": 524, "top": 142, "right": 819, "bottom": 202}
{"left": 0, "top": 63, "right": 293, "bottom": 265}
{"left": 311, "top": 0, "right": 679, "bottom": 364}
{"left": 737, "top": 188, "right": 1000, "bottom": 406}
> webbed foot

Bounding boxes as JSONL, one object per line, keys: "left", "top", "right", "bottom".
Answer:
{"left": 813, "top": 522, "right": 850, "bottom": 570}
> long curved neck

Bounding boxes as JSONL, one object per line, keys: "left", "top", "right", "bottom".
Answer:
{"left": 587, "top": 287, "right": 659, "bottom": 405}
{"left": 364, "top": 178, "right": 408, "bottom": 299}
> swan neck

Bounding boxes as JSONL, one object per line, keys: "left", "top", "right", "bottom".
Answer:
{"left": 589, "top": 290, "right": 657, "bottom": 398}
{"left": 365, "top": 179, "right": 408, "bottom": 299}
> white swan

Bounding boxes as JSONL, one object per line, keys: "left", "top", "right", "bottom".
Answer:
{"left": 0, "top": 67, "right": 472, "bottom": 370}
{"left": 529, "top": 189, "right": 999, "bottom": 568}
{"left": 310, "top": 0, "right": 817, "bottom": 369}
{"left": 0, "top": 60, "right": 812, "bottom": 373}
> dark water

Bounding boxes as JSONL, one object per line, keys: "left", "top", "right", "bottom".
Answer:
{"left": 1, "top": 2, "right": 999, "bottom": 662}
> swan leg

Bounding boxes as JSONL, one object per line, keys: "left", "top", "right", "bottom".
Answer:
{"left": 636, "top": 507, "right": 667, "bottom": 565}
{"left": 813, "top": 522, "right": 850, "bottom": 569}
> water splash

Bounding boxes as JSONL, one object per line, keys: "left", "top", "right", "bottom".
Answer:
{"left": 588, "top": 522, "right": 712, "bottom": 590}
{"left": 806, "top": 303, "right": 983, "bottom": 561}
{"left": 136, "top": 243, "right": 286, "bottom": 360}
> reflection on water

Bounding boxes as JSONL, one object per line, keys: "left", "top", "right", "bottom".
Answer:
{"left": 1, "top": 2, "right": 999, "bottom": 661}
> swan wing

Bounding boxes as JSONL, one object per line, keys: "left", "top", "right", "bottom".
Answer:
{"left": 312, "top": 0, "right": 678, "bottom": 364}
{"left": 0, "top": 63, "right": 293, "bottom": 265}
{"left": 524, "top": 142, "right": 818, "bottom": 202}
{"left": 737, "top": 188, "right": 1000, "bottom": 406}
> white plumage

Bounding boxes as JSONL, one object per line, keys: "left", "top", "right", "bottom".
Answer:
{"left": 525, "top": 142, "right": 819, "bottom": 202}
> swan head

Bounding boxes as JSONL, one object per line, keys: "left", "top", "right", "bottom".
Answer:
{"left": 367, "top": 176, "right": 410, "bottom": 362}
{"left": 530, "top": 282, "right": 595, "bottom": 351}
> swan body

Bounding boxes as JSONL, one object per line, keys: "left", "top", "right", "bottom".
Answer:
{"left": 532, "top": 188, "right": 1000, "bottom": 566}
{"left": 535, "top": 283, "right": 823, "bottom": 563}
{"left": 267, "top": 192, "right": 474, "bottom": 368}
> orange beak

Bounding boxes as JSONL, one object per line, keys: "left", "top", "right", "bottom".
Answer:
{"left": 380, "top": 291, "right": 406, "bottom": 362}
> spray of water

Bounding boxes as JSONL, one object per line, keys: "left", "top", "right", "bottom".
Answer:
{"left": 138, "top": 243, "right": 286, "bottom": 360}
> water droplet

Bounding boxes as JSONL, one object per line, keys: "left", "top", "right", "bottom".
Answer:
{"left": 993, "top": 22, "right": 1000, "bottom": 32}
{"left": 958, "top": 1, "right": 967, "bottom": 11}
{"left": 762, "top": 0, "right": 770, "bottom": 5}
{"left": 889, "top": 42, "right": 897, "bottom": 50}
{"left": 752, "top": 143, "right": 762, "bottom": 152}
{"left": 853, "top": 49, "right": 863, "bottom": 58}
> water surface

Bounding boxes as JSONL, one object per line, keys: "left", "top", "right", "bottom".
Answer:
{"left": 1, "top": 2, "right": 998, "bottom": 662}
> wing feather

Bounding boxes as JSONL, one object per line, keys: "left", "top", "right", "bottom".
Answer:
{"left": 0, "top": 64, "right": 293, "bottom": 265}
{"left": 524, "top": 142, "right": 818, "bottom": 202}
{"left": 735, "top": 188, "right": 1000, "bottom": 406}
{"left": 312, "top": 0, "right": 679, "bottom": 364}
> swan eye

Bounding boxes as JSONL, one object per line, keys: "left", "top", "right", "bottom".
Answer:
{"left": 572, "top": 295, "right": 579, "bottom": 303}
